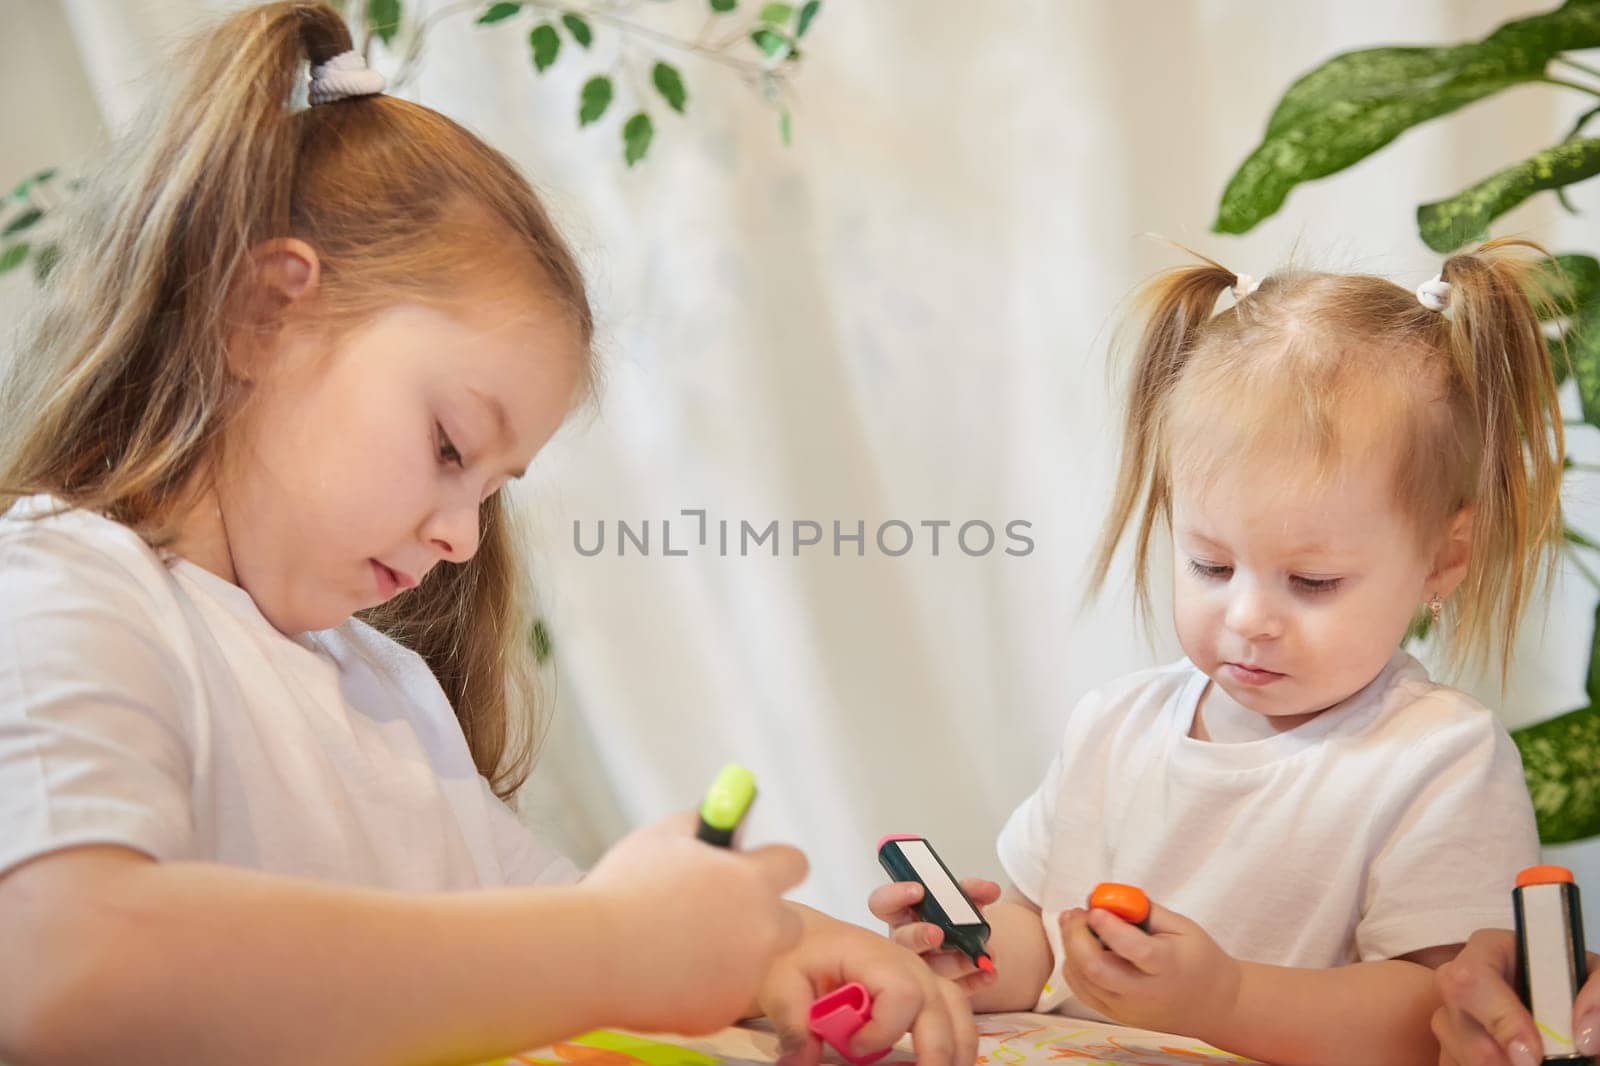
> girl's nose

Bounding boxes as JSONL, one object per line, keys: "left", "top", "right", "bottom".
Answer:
{"left": 1224, "top": 580, "right": 1282, "bottom": 640}
{"left": 422, "top": 499, "right": 481, "bottom": 563}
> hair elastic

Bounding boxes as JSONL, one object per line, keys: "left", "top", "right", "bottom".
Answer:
{"left": 1232, "top": 273, "right": 1262, "bottom": 301}
{"left": 1416, "top": 274, "right": 1451, "bottom": 312}
{"left": 309, "top": 50, "right": 386, "bottom": 105}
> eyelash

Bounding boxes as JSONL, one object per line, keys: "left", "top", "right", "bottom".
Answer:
{"left": 436, "top": 423, "right": 465, "bottom": 469}
{"left": 1186, "top": 560, "right": 1343, "bottom": 596}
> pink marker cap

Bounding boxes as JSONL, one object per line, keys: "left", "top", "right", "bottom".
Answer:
{"left": 808, "top": 982, "right": 889, "bottom": 1066}
{"left": 876, "top": 834, "right": 920, "bottom": 850}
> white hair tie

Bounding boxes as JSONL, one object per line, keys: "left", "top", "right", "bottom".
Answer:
{"left": 1417, "top": 274, "right": 1451, "bottom": 312}
{"left": 1232, "top": 273, "right": 1262, "bottom": 301}
{"left": 309, "top": 50, "right": 386, "bottom": 105}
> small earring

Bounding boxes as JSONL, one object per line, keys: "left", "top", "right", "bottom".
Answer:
{"left": 1427, "top": 593, "right": 1443, "bottom": 624}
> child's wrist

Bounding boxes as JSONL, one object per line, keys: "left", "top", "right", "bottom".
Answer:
{"left": 1192, "top": 954, "right": 1247, "bottom": 1049}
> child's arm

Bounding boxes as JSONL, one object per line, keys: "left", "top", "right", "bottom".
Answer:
{"left": 0, "top": 813, "right": 807, "bottom": 1066}
{"left": 1062, "top": 902, "right": 1445, "bottom": 1066}
{"left": 868, "top": 878, "right": 1054, "bottom": 1012}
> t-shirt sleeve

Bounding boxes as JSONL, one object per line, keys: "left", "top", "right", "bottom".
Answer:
{"left": 996, "top": 741, "right": 1066, "bottom": 906}
{"left": 0, "top": 525, "right": 196, "bottom": 879}
{"left": 1356, "top": 699, "right": 1540, "bottom": 961}
{"left": 479, "top": 779, "right": 583, "bottom": 886}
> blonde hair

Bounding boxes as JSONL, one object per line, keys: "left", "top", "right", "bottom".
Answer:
{"left": 1092, "top": 239, "right": 1566, "bottom": 681}
{"left": 0, "top": 2, "right": 594, "bottom": 797}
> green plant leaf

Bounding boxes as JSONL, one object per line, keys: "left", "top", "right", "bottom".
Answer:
{"left": 9, "top": 167, "right": 57, "bottom": 202}
{"left": 1214, "top": 0, "right": 1600, "bottom": 234}
{"left": 532, "top": 618, "right": 552, "bottom": 664}
{"left": 31, "top": 243, "right": 60, "bottom": 284}
{"left": 561, "top": 13, "right": 593, "bottom": 48}
{"left": 529, "top": 22, "right": 561, "bottom": 72}
{"left": 1563, "top": 266, "right": 1600, "bottom": 426}
{"left": 1418, "top": 138, "right": 1600, "bottom": 253}
{"left": 1514, "top": 598, "right": 1600, "bottom": 843}
{"left": 0, "top": 243, "right": 29, "bottom": 275}
{"left": 759, "top": 2, "right": 794, "bottom": 23}
{"left": 652, "top": 62, "right": 688, "bottom": 114}
{"left": 366, "top": 0, "right": 402, "bottom": 45}
{"left": 476, "top": 2, "right": 522, "bottom": 25}
{"left": 710, "top": 0, "right": 737, "bottom": 11}
{"left": 623, "top": 111, "right": 654, "bottom": 167}
{"left": 2, "top": 208, "right": 43, "bottom": 239}
{"left": 779, "top": 109, "right": 792, "bottom": 146}
{"left": 578, "top": 75, "right": 613, "bottom": 126}
{"left": 796, "top": 0, "right": 820, "bottom": 37}
{"left": 750, "top": 28, "right": 789, "bottom": 60}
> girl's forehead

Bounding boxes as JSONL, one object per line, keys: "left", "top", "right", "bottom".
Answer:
{"left": 1171, "top": 447, "right": 1410, "bottom": 554}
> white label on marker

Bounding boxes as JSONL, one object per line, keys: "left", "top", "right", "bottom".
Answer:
{"left": 899, "top": 841, "right": 981, "bottom": 925}
{"left": 1524, "top": 883, "right": 1580, "bottom": 1057}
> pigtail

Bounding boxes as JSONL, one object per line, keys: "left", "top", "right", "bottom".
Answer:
{"left": 1436, "top": 238, "right": 1565, "bottom": 677}
{"left": 0, "top": 2, "right": 351, "bottom": 534}
{"left": 1090, "top": 258, "right": 1240, "bottom": 620}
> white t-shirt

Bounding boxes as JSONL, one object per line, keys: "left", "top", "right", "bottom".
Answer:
{"left": 997, "top": 652, "right": 1539, "bottom": 1015}
{"left": 0, "top": 494, "right": 579, "bottom": 889}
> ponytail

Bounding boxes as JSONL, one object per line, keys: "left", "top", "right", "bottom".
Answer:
{"left": 1091, "top": 257, "right": 1240, "bottom": 619}
{"left": 1436, "top": 238, "right": 1565, "bottom": 677}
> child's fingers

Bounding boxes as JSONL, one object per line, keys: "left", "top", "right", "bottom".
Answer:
{"left": 1431, "top": 1005, "right": 1517, "bottom": 1066}
{"left": 889, "top": 921, "right": 943, "bottom": 954}
{"left": 938, "top": 977, "right": 980, "bottom": 1066}
{"left": 1061, "top": 908, "right": 1141, "bottom": 995}
{"left": 1140, "top": 900, "right": 1197, "bottom": 937}
{"left": 954, "top": 967, "right": 1001, "bottom": 997}
{"left": 1085, "top": 907, "right": 1160, "bottom": 975}
{"left": 763, "top": 964, "right": 825, "bottom": 1066}
{"left": 1575, "top": 956, "right": 1600, "bottom": 1055}
{"left": 958, "top": 877, "right": 1002, "bottom": 907}
{"left": 867, "top": 880, "right": 925, "bottom": 925}
{"left": 741, "top": 843, "right": 811, "bottom": 897}
{"left": 1435, "top": 949, "right": 1540, "bottom": 1066}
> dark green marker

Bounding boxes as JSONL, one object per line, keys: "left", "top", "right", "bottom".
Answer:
{"left": 696, "top": 763, "right": 757, "bottom": 847}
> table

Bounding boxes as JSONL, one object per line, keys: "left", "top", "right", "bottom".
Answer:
{"left": 483, "top": 1013, "right": 1255, "bottom": 1066}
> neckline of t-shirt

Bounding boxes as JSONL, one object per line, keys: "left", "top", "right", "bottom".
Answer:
{"left": 166, "top": 556, "right": 340, "bottom": 665}
{"left": 1166, "top": 650, "right": 1413, "bottom": 775}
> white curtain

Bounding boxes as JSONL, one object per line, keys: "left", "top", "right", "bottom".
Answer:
{"left": 26, "top": 0, "right": 1600, "bottom": 930}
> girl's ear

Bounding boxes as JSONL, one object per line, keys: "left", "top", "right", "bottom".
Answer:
{"left": 1427, "top": 506, "right": 1475, "bottom": 600}
{"left": 229, "top": 238, "right": 322, "bottom": 381}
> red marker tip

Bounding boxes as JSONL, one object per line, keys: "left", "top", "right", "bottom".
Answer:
{"left": 976, "top": 954, "right": 996, "bottom": 974}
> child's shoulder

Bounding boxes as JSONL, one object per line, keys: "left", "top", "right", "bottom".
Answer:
{"left": 0, "top": 493, "right": 174, "bottom": 606}
{"left": 1345, "top": 653, "right": 1516, "bottom": 761}
{"left": 1071, "top": 658, "right": 1202, "bottom": 720}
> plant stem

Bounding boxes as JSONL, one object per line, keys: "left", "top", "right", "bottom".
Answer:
{"left": 524, "top": 0, "right": 780, "bottom": 78}
{"left": 1541, "top": 75, "right": 1600, "bottom": 99}
{"left": 1566, "top": 545, "right": 1600, "bottom": 592}
{"left": 1554, "top": 54, "right": 1600, "bottom": 82}
{"left": 1566, "top": 104, "right": 1600, "bottom": 142}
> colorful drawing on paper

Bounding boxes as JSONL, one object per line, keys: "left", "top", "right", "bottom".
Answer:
{"left": 973, "top": 1013, "right": 1255, "bottom": 1066}
{"left": 485, "top": 1012, "right": 1255, "bottom": 1066}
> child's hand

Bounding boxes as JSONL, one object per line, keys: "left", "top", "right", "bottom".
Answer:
{"left": 582, "top": 811, "right": 808, "bottom": 1035}
{"left": 866, "top": 877, "right": 1002, "bottom": 993}
{"left": 758, "top": 910, "right": 976, "bottom": 1066}
{"left": 1058, "top": 901, "right": 1241, "bottom": 1039}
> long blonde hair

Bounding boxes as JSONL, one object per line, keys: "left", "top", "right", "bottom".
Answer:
{"left": 1092, "top": 239, "right": 1565, "bottom": 681}
{"left": 0, "top": 2, "right": 593, "bottom": 797}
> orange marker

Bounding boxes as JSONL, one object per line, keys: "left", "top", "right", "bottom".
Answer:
{"left": 1089, "top": 882, "right": 1151, "bottom": 931}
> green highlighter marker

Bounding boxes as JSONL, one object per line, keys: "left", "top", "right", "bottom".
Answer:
{"left": 696, "top": 763, "right": 757, "bottom": 847}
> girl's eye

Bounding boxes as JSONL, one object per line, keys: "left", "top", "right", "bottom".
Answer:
{"left": 1292, "top": 575, "right": 1343, "bottom": 595}
{"left": 1187, "top": 560, "right": 1232, "bottom": 581}
{"left": 436, "top": 423, "right": 465, "bottom": 468}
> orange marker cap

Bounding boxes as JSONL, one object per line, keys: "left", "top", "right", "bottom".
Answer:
{"left": 1516, "top": 864, "right": 1575, "bottom": 888}
{"left": 1088, "top": 882, "right": 1151, "bottom": 926}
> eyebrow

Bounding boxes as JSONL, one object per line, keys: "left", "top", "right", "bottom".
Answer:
{"left": 466, "top": 387, "right": 528, "bottom": 480}
{"left": 1178, "top": 528, "right": 1347, "bottom": 559}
